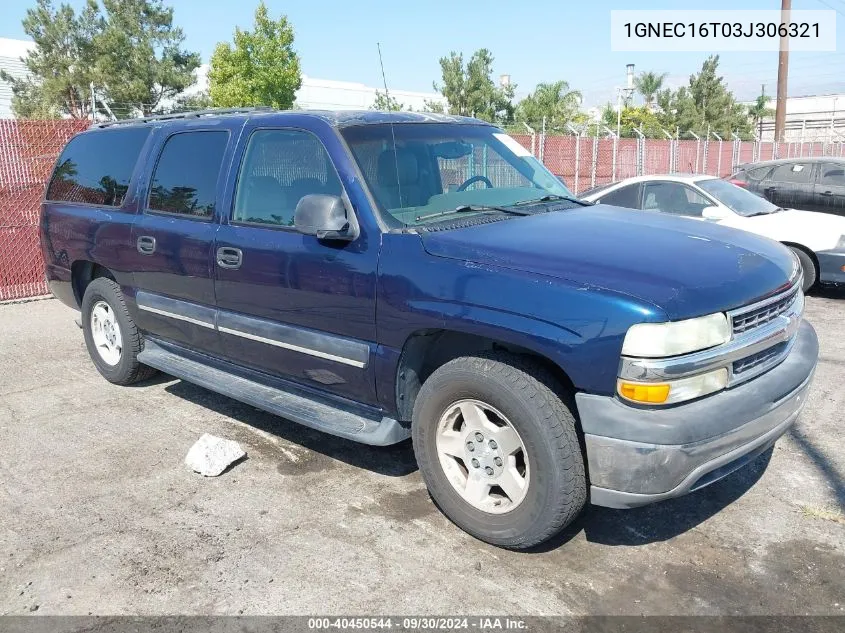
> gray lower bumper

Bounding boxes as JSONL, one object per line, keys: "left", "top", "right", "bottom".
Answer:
{"left": 817, "top": 249, "right": 845, "bottom": 284}
{"left": 577, "top": 320, "right": 818, "bottom": 509}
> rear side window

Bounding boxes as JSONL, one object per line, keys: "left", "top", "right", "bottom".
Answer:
{"left": 148, "top": 131, "right": 229, "bottom": 218}
{"left": 232, "top": 129, "right": 342, "bottom": 227}
{"left": 747, "top": 166, "right": 773, "bottom": 180}
{"left": 599, "top": 183, "right": 640, "bottom": 209}
{"left": 771, "top": 162, "right": 812, "bottom": 184}
{"left": 46, "top": 127, "right": 150, "bottom": 207}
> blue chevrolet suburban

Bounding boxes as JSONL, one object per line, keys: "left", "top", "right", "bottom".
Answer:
{"left": 40, "top": 108, "right": 818, "bottom": 549}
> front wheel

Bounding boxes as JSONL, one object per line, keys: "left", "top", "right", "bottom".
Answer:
{"left": 789, "top": 246, "right": 817, "bottom": 293}
{"left": 411, "top": 352, "right": 586, "bottom": 549}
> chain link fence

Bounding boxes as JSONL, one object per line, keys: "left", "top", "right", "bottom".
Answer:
{"left": 0, "top": 119, "right": 89, "bottom": 301}
{"left": 1, "top": 117, "right": 845, "bottom": 301}
{"left": 510, "top": 127, "right": 845, "bottom": 194}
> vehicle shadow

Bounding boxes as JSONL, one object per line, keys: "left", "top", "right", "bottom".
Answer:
{"left": 160, "top": 375, "right": 780, "bottom": 543}
{"left": 164, "top": 379, "right": 419, "bottom": 477}
{"left": 810, "top": 284, "right": 845, "bottom": 300}
{"left": 529, "top": 447, "right": 774, "bottom": 552}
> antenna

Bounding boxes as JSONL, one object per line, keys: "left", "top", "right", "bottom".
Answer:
{"left": 377, "top": 42, "right": 403, "bottom": 209}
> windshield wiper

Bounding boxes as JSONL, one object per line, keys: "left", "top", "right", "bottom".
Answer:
{"left": 415, "top": 204, "right": 532, "bottom": 222}
{"left": 511, "top": 194, "right": 592, "bottom": 207}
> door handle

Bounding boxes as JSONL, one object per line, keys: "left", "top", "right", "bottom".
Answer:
{"left": 136, "top": 235, "right": 156, "bottom": 255}
{"left": 216, "top": 247, "right": 243, "bottom": 269}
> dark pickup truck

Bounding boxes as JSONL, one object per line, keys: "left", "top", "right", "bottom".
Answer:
{"left": 41, "top": 108, "right": 818, "bottom": 549}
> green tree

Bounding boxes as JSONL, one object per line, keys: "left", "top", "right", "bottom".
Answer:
{"left": 0, "top": 0, "right": 102, "bottom": 118}
{"left": 208, "top": 2, "right": 302, "bottom": 109}
{"left": 516, "top": 80, "right": 581, "bottom": 127}
{"left": 94, "top": 0, "right": 200, "bottom": 116}
{"left": 601, "top": 104, "right": 663, "bottom": 137}
{"left": 634, "top": 71, "right": 668, "bottom": 107}
{"left": 655, "top": 56, "right": 752, "bottom": 138}
{"left": 433, "top": 49, "right": 514, "bottom": 123}
{"left": 748, "top": 90, "right": 774, "bottom": 138}
{"left": 370, "top": 90, "right": 403, "bottom": 111}
{"left": 168, "top": 91, "right": 213, "bottom": 113}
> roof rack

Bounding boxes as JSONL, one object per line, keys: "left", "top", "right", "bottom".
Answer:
{"left": 90, "top": 106, "right": 275, "bottom": 129}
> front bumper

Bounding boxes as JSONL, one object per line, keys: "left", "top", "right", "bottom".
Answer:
{"left": 576, "top": 320, "right": 818, "bottom": 509}
{"left": 817, "top": 249, "right": 845, "bottom": 284}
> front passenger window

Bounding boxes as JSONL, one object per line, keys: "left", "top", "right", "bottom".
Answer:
{"left": 233, "top": 129, "right": 343, "bottom": 227}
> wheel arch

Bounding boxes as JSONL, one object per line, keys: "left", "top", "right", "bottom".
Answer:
{"left": 394, "top": 328, "right": 577, "bottom": 423}
{"left": 71, "top": 260, "right": 116, "bottom": 308}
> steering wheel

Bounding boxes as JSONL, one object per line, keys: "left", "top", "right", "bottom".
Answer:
{"left": 456, "top": 175, "right": 494, "bottom": 192}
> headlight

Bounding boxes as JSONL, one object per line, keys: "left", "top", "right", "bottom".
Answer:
{"left": 621, "top": 312, "right": 731, "bottom": 358}
{"left": 618, "top": 368, "right": 728, "bottom": 405}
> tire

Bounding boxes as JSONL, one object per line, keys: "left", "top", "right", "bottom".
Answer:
{"left": 81, "top": 277, "right": 157, "bottom": 385}
{"left": 789, "top": 246, "right": 817, "bottom": 293}
{"left": 411, "top": 351, "right": 586, "bottom": 549}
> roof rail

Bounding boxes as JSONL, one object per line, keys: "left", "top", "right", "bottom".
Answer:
{"left": 90, "top": 106, "right": 275, "bottom": 129}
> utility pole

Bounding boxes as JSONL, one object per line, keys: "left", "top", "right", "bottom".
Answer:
{"left": 775, "top": 0, "right": 791, "bottom": 142}
{"left": 759, "top": 84, "right": 766, "bottom": 140}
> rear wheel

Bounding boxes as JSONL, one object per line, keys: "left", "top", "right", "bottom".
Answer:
{"left": 81, "top": 278, "right": 156, "bottom": 385}
{"left": 411, "top": 352, "right": 586, "bottom": 549}
{"left": 789, "top": 246, "right": 817, "bottom": 293}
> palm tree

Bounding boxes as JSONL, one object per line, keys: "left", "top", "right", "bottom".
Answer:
{"left": 517, "top": 80, "right": 582, "bottom": 126}
{"left": 634, "top": 71, "right": 668, "bottom": 107}
{"left": 748, "top": 92, "right": 774, "bottom": 139}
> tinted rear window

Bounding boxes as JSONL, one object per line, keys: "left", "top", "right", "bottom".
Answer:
{"left": 148, "top": 131, "right": 229, "bottom": 218}
{"left": 599, "top": 183, "right": 640, "bottom": 209}
{"left": 46, "top": 127, "right": 151, "bottom": 206}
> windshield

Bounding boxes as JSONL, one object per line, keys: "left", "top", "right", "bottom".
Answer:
{"left": 698, "top": 178, "right": 780, "bottom": 217}
{"left": 340, "top": 123, "right": 575, "bottom": 228}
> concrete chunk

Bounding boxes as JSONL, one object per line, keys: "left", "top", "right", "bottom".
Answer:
{"left": 185, "top": 433, "right": 246, "bottom": 477}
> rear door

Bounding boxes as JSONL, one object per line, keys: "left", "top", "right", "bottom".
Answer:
{"left": 129, "top": 123, "right": 239, "bottom": 354}
{"left": 763, "top": 161, "right": 815, "bottom": 210}
{"left": 212, "top": 125, "right": 380, "bottom": 405}
{"left": 814, "top": 162, "right": 845, "bottom": 217}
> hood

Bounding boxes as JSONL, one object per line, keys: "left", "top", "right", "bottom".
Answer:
{"left": 420, "top": 205, "right": 799, "bottom": 320}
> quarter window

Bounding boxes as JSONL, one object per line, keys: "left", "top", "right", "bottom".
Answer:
{"left": 46, "top": 127, "right": 150, "bottom": 207}
{"left": 770, "top": 162, "right": 812, "bottom": 184}
{"left": 148, "top": 131, "right": 229, "bottom": 218}
{"left": 233, "top": 129, "right": 343, "bottom": 227}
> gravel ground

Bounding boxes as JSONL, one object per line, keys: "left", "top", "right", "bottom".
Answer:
{"left": 0, "top": 293, "right": 843, "bottom": 616}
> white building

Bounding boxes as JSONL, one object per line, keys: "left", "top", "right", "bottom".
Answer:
{"left": 0, "top": 38, "right": 35, "bottom": 118}
{"left": 748, "top": 93, "right": 845, "bottom": 143}
{"left": 0, "top": 39, "right": 447, "bottom": 118}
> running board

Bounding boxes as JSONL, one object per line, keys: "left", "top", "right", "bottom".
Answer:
{"left": 138, "top": 340, "right": 410, "bottom": 446}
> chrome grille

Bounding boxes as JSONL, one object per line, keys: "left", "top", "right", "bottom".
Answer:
{"left": 732, "top": 285, "right": 800, "bottom": 335}
{"left": 733, "top": 341, "right": 788, "bottom": 375}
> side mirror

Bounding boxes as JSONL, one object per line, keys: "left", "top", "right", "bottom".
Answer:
{"left": 294, "top": 194, "right": 359, "bottom": 241}
{"left": 701, "top": 205, "right": 729, "bottom": 221}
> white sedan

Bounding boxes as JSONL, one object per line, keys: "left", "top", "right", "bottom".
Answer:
{"left": 581, "top": 174, "right": 845, "bottom": 292}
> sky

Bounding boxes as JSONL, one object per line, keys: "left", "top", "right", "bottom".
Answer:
{"left": 1, "top": 0, "right": 844, "bottom": 107}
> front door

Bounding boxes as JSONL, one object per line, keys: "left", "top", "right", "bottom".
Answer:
{"left": 212, "top": 126, "right": 380, "bottom": 405}
{"left": 130, "top": 127, "right": 235, "bottom": 354}
{"left": 814, "top": 162, "right": 845, "bottom": 217}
